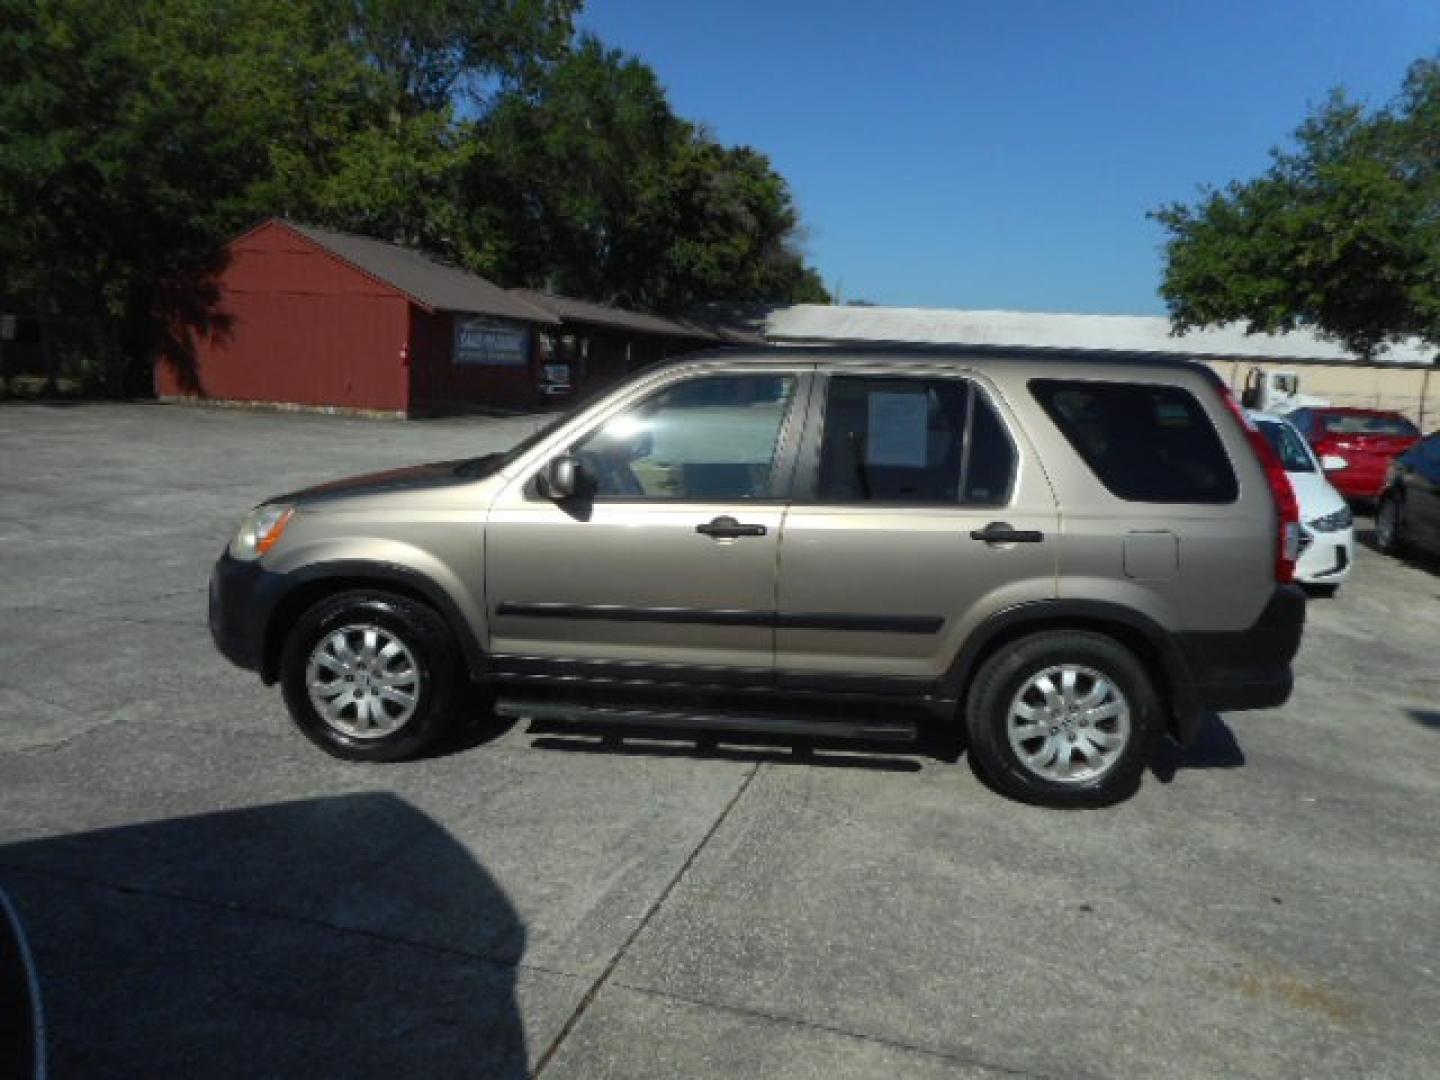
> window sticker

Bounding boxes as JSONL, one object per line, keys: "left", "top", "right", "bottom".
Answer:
{"left": 866, "top": 391, "right": 930, "bottom": 467}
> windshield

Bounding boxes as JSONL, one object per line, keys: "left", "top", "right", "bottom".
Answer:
{"left": 1320, "top": 413, "right": 1419, "bottom": 437}
{"left": 1258, "top": 419, "right": 1316, "bottom": 472}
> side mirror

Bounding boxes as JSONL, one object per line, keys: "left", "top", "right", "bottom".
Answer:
{"left": 538, "top": 455, "right": 580, "bottom": 500}
{"left": 1320, "top": 454, "right": 1348, "bottom": 472}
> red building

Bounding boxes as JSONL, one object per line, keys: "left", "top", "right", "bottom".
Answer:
{"left": 155, "top": 218, "right": 722, "bottom": 415}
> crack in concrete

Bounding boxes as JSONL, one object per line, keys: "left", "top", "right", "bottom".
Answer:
{"left": 531, "top": 761, "right": 763, "bottom": 1077}
{"left": 0, "top": 682, "right": 129, "bottom": 755}
{"left": 610, "top": 981, "right": 1072, "bottom": 1080}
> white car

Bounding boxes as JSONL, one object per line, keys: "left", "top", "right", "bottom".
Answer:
{"left": 1251, "top": 411, "right": 1354, "bottom": 591}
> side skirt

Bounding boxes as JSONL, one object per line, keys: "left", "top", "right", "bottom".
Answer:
{"left": 483, "top": 654, "right": 954, "bottom": 715}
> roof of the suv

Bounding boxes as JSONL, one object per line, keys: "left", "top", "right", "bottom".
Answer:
{"left": 657, "top": 343, "right": 1220, "bottom": 376}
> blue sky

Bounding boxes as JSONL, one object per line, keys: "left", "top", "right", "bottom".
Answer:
{"left": 579, "top": 1, "right": 1439, "bottom": 315}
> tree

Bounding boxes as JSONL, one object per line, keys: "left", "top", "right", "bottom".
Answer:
{"left": 0, "top": 3, "right": 824, "bottom": 392}
{"left": 343, "top": 0, "right": 579, "bottom": 112}
{"left": 653, "top": 139, "right": 831, "bottom": 309}
{"left": 1152, "top": 59, "right": 1440, "bottom": 359}
{"left": 0, "top": 0, "right": 578, "bottom": 390}
{"left": 467, "top": 35, "right": 829, "bottom": 311}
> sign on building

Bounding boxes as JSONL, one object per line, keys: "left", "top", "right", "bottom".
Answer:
{"left": 454, "top": 317, "right": 530, "bottom": 367}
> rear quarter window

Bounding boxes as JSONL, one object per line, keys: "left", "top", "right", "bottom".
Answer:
{"left": 1030, "top": 379, "right": 1238, "bottom": 504}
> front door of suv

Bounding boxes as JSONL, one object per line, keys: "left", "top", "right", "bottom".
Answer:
{"left": 775, "top": 368, "right": 1059, "bottom": 689}
{"left": 485, "top": 367, "right": 811, "bottom": 678}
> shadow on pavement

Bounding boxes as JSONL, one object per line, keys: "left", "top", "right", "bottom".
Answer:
{"left": 0, "top": 794, "right": 527, "bottom": 1078}
{"left": 1151, "top": 713, "right": 1246, "bottom": 783}
{"left": 1356, "top": 526, "right": 1440, "bottom": 576}
{"left": 423, "top": 703, "right": 519, "bottom": 760}
{"left": 528, "top": 725, "right": 924, "bottom": 773}
{"left": 1410, "top": 709, "right": 1440, "bottom": 732}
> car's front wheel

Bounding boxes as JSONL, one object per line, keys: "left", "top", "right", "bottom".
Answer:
{"left": 1374, "top": 492, "right": 1406, "bottom": 555}
{"left": 280, "top": 590, "right": 458, "bottom": 761}
{"left": 964, "top": 630, "right": 1158, "bottom": 807}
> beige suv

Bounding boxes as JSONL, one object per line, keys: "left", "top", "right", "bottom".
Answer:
{"left": 210, "top": 348, "right": 1307, "bottom": 806}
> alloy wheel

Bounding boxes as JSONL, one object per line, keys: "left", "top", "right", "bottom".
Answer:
{"left": 1006, "top": 664, "right": 1131, "bottom": 784}
{"left": 305, "top": 623, "right": 421, "bottom": 739}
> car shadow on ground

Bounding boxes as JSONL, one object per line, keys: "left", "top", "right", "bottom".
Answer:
{"left": 526, "top": 723, "right": 926, "bottom": 773}
{"left": 1410, "top": 710, "right": 1440, "bottom": 732}
{"left": 1150, "top": 713, "right": 1246, "bottom": 783}
{"left": 0, "top": 794, "right": 528, "bottom": 1078}
{"left": 424, "top": 694, "right": 521, "bottom": 760}
{"left": 1356, "top": 525, "right": 1440, "bottom": 576}
{"left": 524, "top": 712, "right": 1248, "bottom": 792}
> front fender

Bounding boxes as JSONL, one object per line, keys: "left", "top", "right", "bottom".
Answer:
{"left": 260, "top": 537, "right": 488, "bottom": 680}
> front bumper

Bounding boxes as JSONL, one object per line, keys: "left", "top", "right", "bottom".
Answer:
{"left": 1172, "top": 584, "right": 1307, "bottom": 722}
{"left": 1296, "top": 526, "right": 1354, "bottom": 584}
{"left": 208, "top": 550, "right": 277, "bottom": 675}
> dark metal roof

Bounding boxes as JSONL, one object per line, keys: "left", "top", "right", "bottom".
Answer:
{"left": 508, "top": 290, "right": 718, "bottom": 339}
{"left": 279, "top": 220, "right": 559, "bottom": 324}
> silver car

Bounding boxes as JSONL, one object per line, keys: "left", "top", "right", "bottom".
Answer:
{"left": 211, "top": 348, "right": 1306, "bottom": 806}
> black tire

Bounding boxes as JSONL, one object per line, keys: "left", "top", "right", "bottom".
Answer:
{"left": 1303, "top": 582, "right": 1340, "bottom": 599}
{"left": 1374, "top": 492, "right": 1406, "bottom": 555}
{"left": 280, "top": 590, "right": 458, "bottom": 762}
{"left": 964, "top": 630, "right": 1159, "bottom": 808}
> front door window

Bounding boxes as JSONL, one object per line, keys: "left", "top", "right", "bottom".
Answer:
{"left": 571, "top": 374, "right": 797, "bottom": 501}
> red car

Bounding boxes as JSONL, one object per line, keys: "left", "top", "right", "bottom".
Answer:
{"left": 1286, "top": 407, "right": 1422, "bottom": 502}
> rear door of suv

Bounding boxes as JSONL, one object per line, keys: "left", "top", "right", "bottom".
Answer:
{"left": 1025, "top": 369, "right": 1276, "bottom": 633}
{"left": 773, "top": 363, "right": 1059, "bottom": 690}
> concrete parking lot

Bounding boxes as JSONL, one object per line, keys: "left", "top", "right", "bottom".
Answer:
{"left": 2, "top": 400, "right": 1438, "bottom": 1079}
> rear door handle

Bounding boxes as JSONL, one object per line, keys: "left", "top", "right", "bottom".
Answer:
{"left": 970, "top": 521, "right": 1045, "bottom": 544}
{"left": 697, "top": 515, "right": 768, "bottom": 539}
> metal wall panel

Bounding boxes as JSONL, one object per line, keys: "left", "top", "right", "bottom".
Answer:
{"left": 156, "top": 221, "right": 410, "bottom": 412}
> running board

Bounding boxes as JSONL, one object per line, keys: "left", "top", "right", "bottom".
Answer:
{"left": 495, "top": 695, "right": 919, "bottom": 744}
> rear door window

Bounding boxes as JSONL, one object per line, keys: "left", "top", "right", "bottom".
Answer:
{"left": 1030, "top": 379, "right": 1238, "bottom": 504}
{"left": 813, "top": 375, "right": 1015, "bottom": 505}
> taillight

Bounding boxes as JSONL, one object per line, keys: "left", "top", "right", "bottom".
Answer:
{"left": 1219, "top": 388, "right": 1301, "bottom": 584}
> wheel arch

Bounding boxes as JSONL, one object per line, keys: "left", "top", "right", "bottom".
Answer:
{"left": 940, "top": 601, "right": 1202, "bottom": 744}
{"left": 260, "top": 561, "right": 486, "bottom": 685}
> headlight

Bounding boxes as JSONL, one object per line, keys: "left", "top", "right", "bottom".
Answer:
{"left": 230, "top": 504, "right": 294, "bottom": 560}
{"left": 1308, "top": 506, "right": 1352, "bottom": 533}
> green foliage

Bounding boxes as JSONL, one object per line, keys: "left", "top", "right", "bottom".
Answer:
{"left": 0, "top": 0, "right": 545, "bottom": 388}
{"left": 1153, "top": 59, "right": 1440, "bottom": 359}
{"left": 467, "top": 36, "right": 828, "bottom": 311}
{"left": 0, "top": 2, "right": 826, "bottom": 391}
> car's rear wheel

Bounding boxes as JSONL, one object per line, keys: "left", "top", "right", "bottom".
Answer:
{"left": 964, "top": 631, "right": 1158, "bottom": 807}
{"left": 280, "top": 590, "right": 458, "bottom": 761}
{"left": 1374, "top": 492, "right": 1406, "bottom": 554}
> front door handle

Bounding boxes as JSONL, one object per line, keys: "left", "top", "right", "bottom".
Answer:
{"left": 697, "top": 516, "right": 768, "bottom": 539}
{"left": 970, "top": 521, "right": 1045, "bottom": 544}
